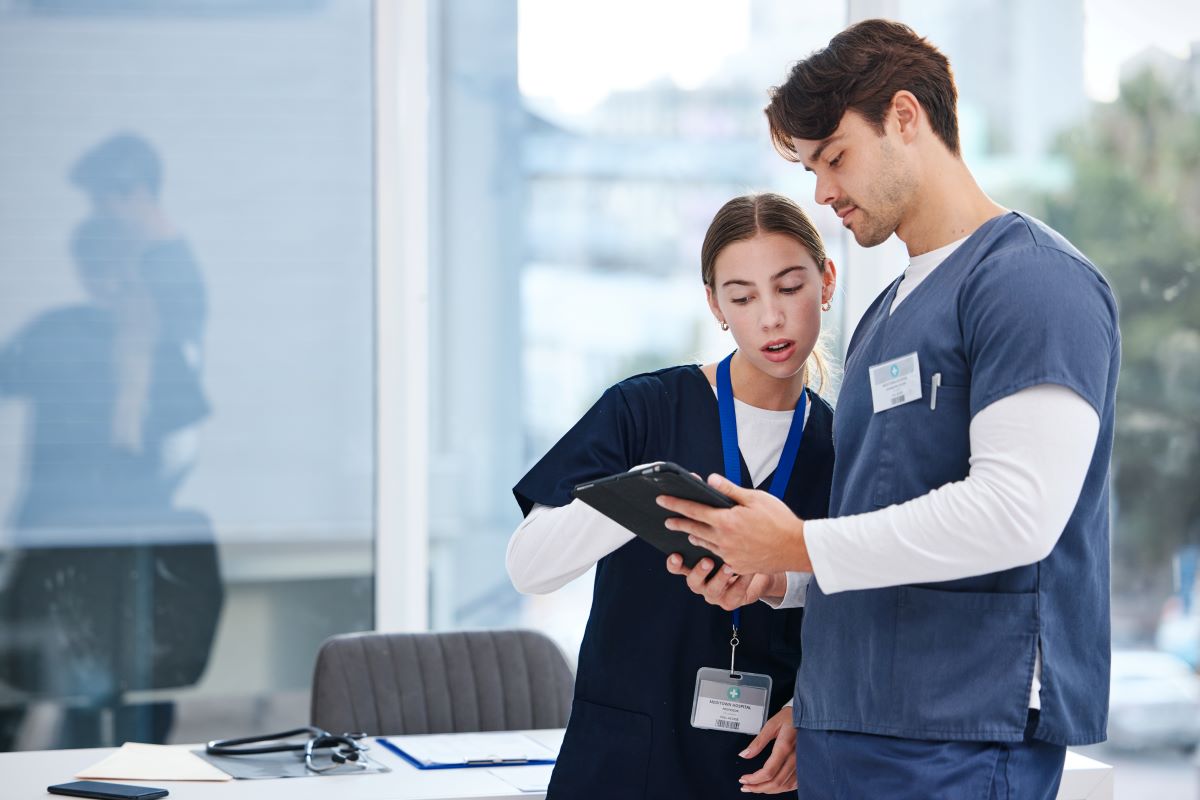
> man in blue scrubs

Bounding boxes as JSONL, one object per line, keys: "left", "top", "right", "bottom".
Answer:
{"left": 662, "top": 19, "right": 1119, "bottom": 799}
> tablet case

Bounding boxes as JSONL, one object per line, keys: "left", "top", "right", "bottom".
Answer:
{"left": 572, "top": 462, "right": 731, "bottom": 572}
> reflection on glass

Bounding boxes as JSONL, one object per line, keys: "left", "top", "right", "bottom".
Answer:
{"left": 0, "top": 134, "right": 222, "bottom": 748}
{"left": 0, "top": 0, "right": 375, "bottom": 753}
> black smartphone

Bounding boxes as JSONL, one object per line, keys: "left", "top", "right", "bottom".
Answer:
{"left": 47, "top": 781, "right": 169, "bottom": 800}
{"left": 572, "top": 461, "right": 734, "bottom": 574}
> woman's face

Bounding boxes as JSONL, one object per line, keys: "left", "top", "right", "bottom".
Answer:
{"left": 706, "top": 231, "right": 835, "bottom": 382}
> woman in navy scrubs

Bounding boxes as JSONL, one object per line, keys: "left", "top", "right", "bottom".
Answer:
{"left": 507, "top": 193, "right": 837, "bottom": 799}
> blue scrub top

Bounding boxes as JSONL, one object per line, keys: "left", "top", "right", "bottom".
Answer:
{"left": 514, "top": 365, "right": 834, "bottom": 800}
{"left": 795, "top": 212, "right": 1120, "bottom": 747}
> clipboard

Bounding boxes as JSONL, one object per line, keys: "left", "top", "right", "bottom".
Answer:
{"left": 571, "top": 461, "right": 732, "bottom": 572}
{"left": 376, "top": 732, "right": 557, "bottom": 770}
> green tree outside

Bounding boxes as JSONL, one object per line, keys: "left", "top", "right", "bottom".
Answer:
{"left": 1031, "top": 69, "right": 1200, "bottom": 617}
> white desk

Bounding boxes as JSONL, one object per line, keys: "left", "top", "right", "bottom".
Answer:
{"left": 0, "top": 730, "right": 1114, "bottom": 799}
{"left": 0, "top": 730, "right": 561, "bottom": 800}
{"left": 1059, "top": 751, "right": 1115, "bottom": 800}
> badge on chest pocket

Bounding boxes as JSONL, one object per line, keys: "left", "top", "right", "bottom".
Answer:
{"left": 869, "top": 351, "right": 922, "bottom": 413}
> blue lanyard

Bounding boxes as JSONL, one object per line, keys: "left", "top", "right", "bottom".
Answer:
{"left": 715, "top": 351, "right": 808, "bottom": 633}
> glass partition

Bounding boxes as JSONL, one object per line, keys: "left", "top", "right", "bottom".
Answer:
{"left": 0, "top": 0, "right": 375, "bottom": 749}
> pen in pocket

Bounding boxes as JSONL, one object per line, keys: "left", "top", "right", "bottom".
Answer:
{"left": 930, "top": 373, "right": 941, "bottom": 410}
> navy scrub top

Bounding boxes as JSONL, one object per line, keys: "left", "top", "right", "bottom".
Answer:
{"left": 514, "top": 365, "right": 834, "bottom": 800}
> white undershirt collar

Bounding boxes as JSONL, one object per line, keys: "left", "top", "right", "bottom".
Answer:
{"left": 891, "top": 235, "right": 969, "bottom": 313}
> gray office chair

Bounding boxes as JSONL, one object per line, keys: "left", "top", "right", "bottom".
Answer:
{"left": 310, "top": 629, "right": 574, "bottom": 735}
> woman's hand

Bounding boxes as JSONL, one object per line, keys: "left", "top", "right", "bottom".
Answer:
{"left": 659, "top": 474, "right": 812, "bottom": 575}
{"left": 664, "top": 556, "right": 785, "bottom": 611}
{"left": 737, "top": 705, "right": 798, "bottom": 794}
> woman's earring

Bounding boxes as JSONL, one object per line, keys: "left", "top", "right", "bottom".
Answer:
{"left": 719, "top": 319, "right": 729, "bottom": 331}
{"left": 821, "top": 301, "right": 832, "bottom": 312}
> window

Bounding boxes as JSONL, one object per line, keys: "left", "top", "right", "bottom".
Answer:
{"left": 428, "top": 0, "right": 847, "bottom": 660}
{"left": 891, "top": 0, "right": 1199, "bottom": 788}
{"left": 0, "top": 0, "right": 374, "bottom": 749}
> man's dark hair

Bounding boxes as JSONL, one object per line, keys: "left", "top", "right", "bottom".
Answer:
{"left": 765, "top": 19, "right": 960, "bottom": 160}
{"left": 69, "top": 132, "right": 163, "bottom": 197}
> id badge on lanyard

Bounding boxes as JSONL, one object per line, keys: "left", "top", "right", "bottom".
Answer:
{"left": 689, "top": 351, "right": 806, "bottom": 736}
{"left": 690, "top": 619, "right": 773, "bottom": 734}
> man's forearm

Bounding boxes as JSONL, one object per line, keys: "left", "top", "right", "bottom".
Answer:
{"left": 805, "top": 385, "right": 1098, "bottom": 594}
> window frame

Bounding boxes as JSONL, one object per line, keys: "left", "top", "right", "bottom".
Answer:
{"left": 374, "top": 0, "right": 431, "bottom": 632}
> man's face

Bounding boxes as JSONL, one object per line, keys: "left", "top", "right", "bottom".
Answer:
{"left": 793, "top": 110, "right": 916, "bottom": 248}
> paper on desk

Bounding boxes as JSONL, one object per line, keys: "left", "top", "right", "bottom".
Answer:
{"left": 523, "top": 729, "right": 565, "bottom": 753}
{"left": 76, "top": 742, "right": 233, "bottom": 782}
{"left": 385, "top": 732, "right": 557, "bottom": 767}
{"left": 489, "top": 764, "right": 554, "bottom": 793}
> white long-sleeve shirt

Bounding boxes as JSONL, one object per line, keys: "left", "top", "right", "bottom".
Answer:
{"left": 800, "top": 236, "right": 1099, "bottom": 595}
{"left": 507, "top": 395, "right": 809, "bottom": 595}
{"left": 507, "top": 385, "right": 1097, "bottom": 603}
{"left": 508, "top": 237, "right": 1101, "bottom": 709}
{"left": 802, "top": 386, "right": 1097, "bottom": 593}
{"left": 508, "top": 236, "right": 1099, "bottom": 602}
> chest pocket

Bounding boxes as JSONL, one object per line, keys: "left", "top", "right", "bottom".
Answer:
{"left": 872, "top": 379, "right": 971, "bottom": 509}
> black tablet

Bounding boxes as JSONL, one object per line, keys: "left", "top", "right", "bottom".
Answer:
{"left": 572, "top": 461, "right": 734, "bottom": 573}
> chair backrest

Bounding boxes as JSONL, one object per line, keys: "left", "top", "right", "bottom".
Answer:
{"left": 1, "top": 537, "right": 223, "bottom": 697}
{"left": 310, "top": 629, "right": 574, "bottom": 735}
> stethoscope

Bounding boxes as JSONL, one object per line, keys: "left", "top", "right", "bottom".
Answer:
{"left": 206, "top": 726, "right": 370, "bottom": 774}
